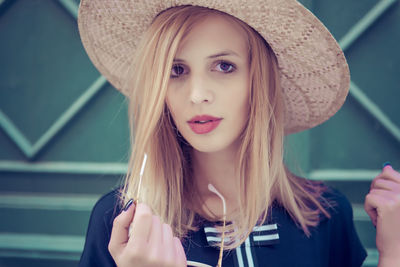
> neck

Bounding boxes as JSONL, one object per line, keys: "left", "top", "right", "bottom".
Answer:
{"left": 191, "top": 143, "right": 241, "bottom": 211}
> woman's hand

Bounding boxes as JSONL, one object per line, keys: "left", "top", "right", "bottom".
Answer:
{"left": 108, "top": 202, "right": 187, "bottom": 267}
{"left": 365, "top": 164, "right": 400, "bottom": 266}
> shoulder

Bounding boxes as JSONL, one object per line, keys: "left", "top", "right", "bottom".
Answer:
{"left": 320, "top": 186, "right": 367, "bottom": 266}
{"left": 79, "top": 189, "right": 121, "bottom": 267}
{"left": 321, "top": 186, "right": 354, "bottom": 221}
{"left": 86, "top": 189, "right": 123, "bottom": 241}
{"left": 90, "top": 189, "right": 122, "bottom": 225}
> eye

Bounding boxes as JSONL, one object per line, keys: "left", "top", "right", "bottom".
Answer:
{"left": 215, "top": 61, "right": 236, "bottom": 73}
{"left": 171, "top": 64, "right": 187, "bottom": 78}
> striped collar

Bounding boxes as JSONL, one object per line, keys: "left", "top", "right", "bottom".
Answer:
{"left": 203, "top": 221, "right": 280, "bottom": 247}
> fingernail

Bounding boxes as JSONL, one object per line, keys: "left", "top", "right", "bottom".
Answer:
{"left": 382, "top": 161, "right": 392, "bottom": 169}
{"left": 123, "top": 199, "right": 134, "bottom": 211}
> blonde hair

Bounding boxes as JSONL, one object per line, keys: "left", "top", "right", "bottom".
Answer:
{"left": 122, "top": 5, "right": 330, "bottom": 249}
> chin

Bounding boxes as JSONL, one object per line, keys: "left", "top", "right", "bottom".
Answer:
{"left": 187, "top": 137, "right": 238, "bottom": 154}
{"left": 191, "top": 143, "right": 224, "bottom": 153}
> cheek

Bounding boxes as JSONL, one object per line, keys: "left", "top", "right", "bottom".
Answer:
{"left": 241, "top": 77, "right": 251, "bottom": 114}
{"left": 165, "top": 90, "right": 182, "bottom": 124}
{"left": 238, "top": 96, "right": 250, "bottom": 123}
{"left": 231, "top": 81, "right": 250, "bottom": 116}
{"left": 166, "top": 88, "right": 177, "bottom": 112}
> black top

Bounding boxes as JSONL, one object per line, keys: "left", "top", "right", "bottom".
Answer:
{"left": 79, "top": 188, "right": 367, "bottom": 267}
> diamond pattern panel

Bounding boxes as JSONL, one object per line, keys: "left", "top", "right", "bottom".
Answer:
{"left": 0, "top": 0, "right": 99, "bottom": 144}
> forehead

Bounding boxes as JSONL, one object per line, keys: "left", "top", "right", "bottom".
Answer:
{"left": 175, "top": 14, "right": 248, "bottom": 57}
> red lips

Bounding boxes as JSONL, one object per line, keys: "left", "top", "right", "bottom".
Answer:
{"left": 187, "top": 115, "right": 222, "bottom": 134}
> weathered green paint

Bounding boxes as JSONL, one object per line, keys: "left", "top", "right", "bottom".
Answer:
{"left": 57, "top": 0, "right": 78, "bottom": 19}
{"left": 0, "top": 76, "right": 108, "bottom": 159}
{"left": 0, "top": 258, "right": 77, "bottom": 267}
{"left": 0, "top": 233, "right": 83, "bottom": 260}
{"left": 363, "top": 249, "right": 379, "bottom": 267}
{"left": 0, "top": 193, "right": 99, "bottom": 211}
{"left": 339, "top": 0, "right": 398, "bottom": 51}
{"left": 0, "top": 160, "right": 127, "bottom": 174}
{"left": 299, "top": 0, "right": 313, "bottom": 11}
{"left": 352, "top": 204, "right": 370, "bottom": 222}
{"left": 0, "top": 110, "right": 32, "bottom": 157}
{"left": 285, "top": 130, "right": 311, "bottom": 173}
{"left": 32, "top": 76, "right": 108, "bottom": 159}
{"left": 349, "top": 81, "right": 400, "bottom": 143}
{"left": 309, "top": 169, "right": 380, "bottom": 181}
{"left": 334, "top": 0, "right": 400, "bottom": 145}
{"left": 1, "top": 1, "right": 399, "bottom": 266}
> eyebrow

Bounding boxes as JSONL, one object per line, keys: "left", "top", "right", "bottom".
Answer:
{"left": 173, "top": 50, "right": 241, "bottom": 62}
{"left": 207, "top": 50, "right": 240, "bottom": 59}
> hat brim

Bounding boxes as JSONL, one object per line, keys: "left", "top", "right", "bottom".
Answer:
{"left": 78, "top": 0, "right": 349, "bottom": 134}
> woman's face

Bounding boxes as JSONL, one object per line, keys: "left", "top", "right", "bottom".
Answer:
{"left": 166, "top": 15, "right": 250, "bottom": 154}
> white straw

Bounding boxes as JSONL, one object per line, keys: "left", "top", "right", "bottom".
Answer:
{"left": 140, "top": 153, "right": 148, "bottom": 176}
{"left": 187, "top": 261, "right": 213, "bottom": 267}
{"left": 129, "top": 153, "right": 148, "bottom": 238}
{"left": 208, "top": 184, "right": 226, "bottom": 216}
{"left": 136, "top": 153, "right": 148, "bottom": 202}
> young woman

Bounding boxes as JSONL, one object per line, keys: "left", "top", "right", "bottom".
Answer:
{"left": 77, "top": 1, "right": 400, "bottom": 266}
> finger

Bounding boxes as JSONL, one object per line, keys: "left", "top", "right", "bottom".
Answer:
{"left": 174, "top": 236, "right": 187, "bottom": 266}
{"left": 148, "top": 215, "right": 163, "bottom": 246}
{"left": 109, "top": 200, "right": 136, "bottom": 254}
{"left": 373, "top": 178, "right": 400, "bottom": 192}
{"left": 365, "top": 189, "right": 397, "bottom": 221}
{"left": 162, "top": 223, "right": 173, "bottom": 245}
{"left": 376, "top": 165, "right": 400, "bottom": 183}
{"left": 383, "top": 163, "right": 393, "bottom": 171}
{"left": 384, "top": 165, "right": 400, "bottom": 180}
{"left": 161, "top": 223, "right": 174, "bottom": 261}
{"left": 365, "top": 187, "right": 400, "bottom": 228}
{"left": 129, "top": 203, "right": 153, "bottom": 245}
{"left": 369, "top": 188, "right": 398, "bottom": 200}
{"left": 365, "top": 192, "right": 386, "bottom": 226}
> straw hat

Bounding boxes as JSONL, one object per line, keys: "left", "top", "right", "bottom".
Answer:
{"left": 77, "top": 0, "right": 349, "bottom": 134}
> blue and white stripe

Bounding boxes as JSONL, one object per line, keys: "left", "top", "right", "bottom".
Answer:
{"left": 252, "top": 223, "right": 279, "bottom": 245}
{"left": 204, "top": 226, "right": 233, "bottom": 246}
{"left": 203, "top": 222, "right": 279, "bottom": 267}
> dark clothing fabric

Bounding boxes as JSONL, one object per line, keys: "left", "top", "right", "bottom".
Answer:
{"left": 79, "top": 190, "right": 120, "bottom": 267}
{"left": 79, "top": 188, "right": 367, "bottom": 267}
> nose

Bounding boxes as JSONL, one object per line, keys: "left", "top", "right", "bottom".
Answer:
{"left": 189, "top": 75, "right": 214, "bottom": 104}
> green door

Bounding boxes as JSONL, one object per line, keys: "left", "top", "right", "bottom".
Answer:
{"left": 0, "top": 0, "right": 399, "bottom": 266}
